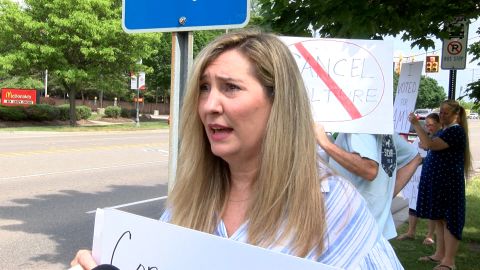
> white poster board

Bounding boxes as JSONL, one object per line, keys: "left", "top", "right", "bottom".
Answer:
{"left": 400, "top": 138, "right": 427, "bottom": 210}
{"left": 91, "top": 209, "right": 342, "bottom": 270}
{"left": 281, "top": 37, "right": 393, "bottom": 134}
{"left": 393, "top": 61, "right": 423, "bottom": 133}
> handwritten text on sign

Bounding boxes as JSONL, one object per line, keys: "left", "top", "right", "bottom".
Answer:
{"left": 393, "top": 61, "right": 423, "bottom": 133}
{"left": 281, "top": 37, "right": 393, "bottom": 134}
{"left": 91, "top": 209, "right": 341, "bottom": 270}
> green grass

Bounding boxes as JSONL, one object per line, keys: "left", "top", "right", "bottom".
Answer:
{"left": 391, "top": 176, "right": 480, "bottom": 269}
{"left": 0, "top": 120, "right": 168, "bottom": 132}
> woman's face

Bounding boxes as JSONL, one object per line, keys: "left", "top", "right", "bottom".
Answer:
{"left": 198, "top": 49, "right": 272, "bottom": 164}
{"left": 439, "top": 104, "right": 457, "bottom": 126}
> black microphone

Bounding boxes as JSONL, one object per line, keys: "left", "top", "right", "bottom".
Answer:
{"left": 92, "top": 264, "right": 120, "bottom": 270}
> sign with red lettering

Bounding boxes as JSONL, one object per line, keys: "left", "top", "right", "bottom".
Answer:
{"left": 281, "top": 37, "right": 393, "bottom": 134}
{"left": 1, "top": 88, "right": 37, "bottom": 106}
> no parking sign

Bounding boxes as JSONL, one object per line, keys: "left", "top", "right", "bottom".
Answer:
{"left": 441, "top": 19, "right": 469, "bottom": 70}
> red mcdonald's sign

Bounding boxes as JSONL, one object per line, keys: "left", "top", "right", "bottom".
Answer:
{"left": 1, "top": 88, "right": 37, "bottom": 106}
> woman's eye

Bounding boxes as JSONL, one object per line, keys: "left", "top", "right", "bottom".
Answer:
{"left": 225, "top": 83, "right": 240, "bottom": 92}
{"left": 199, "top": 83, "right": 210, "bottom": 92}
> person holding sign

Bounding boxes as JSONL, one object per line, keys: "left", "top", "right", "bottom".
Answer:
{"left": 314, "top": 128, "right": 422, "bottom": 241}
{"left": 397, "top": 113, "right": 442, "bottom": 245}
{"left": 72, "top": 29, "right": 404, "bottom": 269}
{"left": 409, "top": 100, "right": 472, "bottom": 270}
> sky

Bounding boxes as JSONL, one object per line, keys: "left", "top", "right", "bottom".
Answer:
{"left": 385, "top": 19, "right": 480, "bottom": 101}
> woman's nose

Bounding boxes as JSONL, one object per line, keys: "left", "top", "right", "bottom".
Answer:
{"left": 202, "top": 89, "right": 223, "bottom": 114}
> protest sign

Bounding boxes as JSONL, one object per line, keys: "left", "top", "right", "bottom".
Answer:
{"left": 393, "top": 61, "right": 423, "bottom": 133}
{"left": 91, "top": 209, "right": 342, "bottom": 270}
{"left": 400, "top": 138, "right": 427, "bottom": 210}
{"left": 281, "top": 37, "right": 393, "bottom": 134}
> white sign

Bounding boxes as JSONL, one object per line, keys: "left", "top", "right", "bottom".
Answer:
{"left": 393, "top": 61, "right": 423, "bottom": 133}
{"left": 92, "top": 209, "right": 341, "bottom": 270}
{"left": 401, "top": 138, "right": 427, "bottom": 210}
{"left": 138, "top": 72, "right": 146, "bottom": 90}
{"left": 281, "top": 37, "right": 393, "bottom": 134}
{"left": 130, "top": 73, "right": 137, "bottom": 90}
{"left": 441, "top": 19, "right": 469, "bottom": 70}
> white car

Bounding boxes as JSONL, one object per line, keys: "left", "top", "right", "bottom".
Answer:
{"left": 414, "top": 109, "right": 431, "bottom": 120}
{"left": 468, "top": 112, "right": 479, "bottom": 119}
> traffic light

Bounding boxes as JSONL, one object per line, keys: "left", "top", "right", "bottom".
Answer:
{"left": 425, "top": 55, "right": 439, "bottom": 73}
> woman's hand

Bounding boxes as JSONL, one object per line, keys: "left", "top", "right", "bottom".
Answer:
{"left": 408, "top": 112, "right": 419, "bottom": 125}
{"left": 313, "top": 123, "right": 330, "bottom": 147}
{"left": 70, "top": 250, "right": 98, "bottom": 270}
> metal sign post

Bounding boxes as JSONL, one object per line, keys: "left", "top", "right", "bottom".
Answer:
{"left": 135, "top": 79, "right": 140, "bottom": 127}
{"left": 168, "top": 32, "right": 193, "bottom": 192}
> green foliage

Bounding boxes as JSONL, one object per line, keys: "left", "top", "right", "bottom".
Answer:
{"left": 24, "top": 104, "right": 59, "bottom": 121}
{"left": 56, "top": 104, "right": 91, "bottom": 120}
{"left": 0, "top": 76, "right": 44, "bottom": 90}
{"left": 256, "top": 0, "right": 479, "bottom": 50}
{"left": 0, "top": 0, "right": 162, "bottom": 125}
{"left": 415, "top": 76, "right": 447, "bottom": 109}
{"left": 0, "top": 105, "right": 27, "bottom": 121}
{"left": 104, "top": 105, "right": 121, "bottom": 118}
{"left": 76, "top": 105, "right": 92, "bottom": 120}
{"left": 464, "top": 27, "right": 480, "bottom": 107}
{"left": 57, "top": 104, "right": 70, "bottom": 121}
{"left": 142, "top": 31, "right": 223, "bottom": 103}
{"left": 120, "top": 107, "right": 135, "bottom": 118}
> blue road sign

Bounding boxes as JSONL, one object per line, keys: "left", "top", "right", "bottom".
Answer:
{"left": 122, "top": 0, "right": 250, "bottom": 33}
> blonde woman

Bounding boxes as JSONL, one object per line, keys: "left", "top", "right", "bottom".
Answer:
{"left": 409, "top": 100, "right": 472, "bottom": 270}
{"left": 72, "top": 29, "right": 403, "bottom": 270}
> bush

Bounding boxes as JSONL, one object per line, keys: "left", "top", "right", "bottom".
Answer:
{"left": 121, "top": 107, "right": 136, "bottom": 118}
{"left": 57, "top": 104, "right": 70, "bottom": 121}
{"left": 104, "top": 106, "right": 122, "bottom": 118}
{"left": 25, "top": 104, "right": 60, "bottom": 121}
{"left": 77, "top": 105, "right": 92, "bottom": 120}
{"left": 56, "top": 104, "right": 92, "bottom": 120}
{"left": 0, "top": 105, "right": 27, "bottom": 121}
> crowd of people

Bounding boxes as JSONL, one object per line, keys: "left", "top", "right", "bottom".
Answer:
{"left": 70, "top": 29, "right": 473, "bottom": 270}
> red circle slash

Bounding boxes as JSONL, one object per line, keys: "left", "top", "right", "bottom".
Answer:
{"left": 294, "top": 42, "right": 362, "bottom": 120}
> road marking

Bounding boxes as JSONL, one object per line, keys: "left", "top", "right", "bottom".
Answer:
{"left": 0, "top": 143, "right": 167, "bottom": 157}
{"left": 0, "top": 161, "right": 166, "bottom": 180}
{"left": 86, "top": 196, "right": 168, "bottom": 214}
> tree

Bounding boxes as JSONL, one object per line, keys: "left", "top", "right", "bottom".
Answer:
{"left": 465, "top": 26, "right": 480, "bottom": 108}
{"left": 142, "top": 30, "right": 223, "bottom": 104}
{"left": 0, "top": 76, "right": 43, "bottom": 90}
{"left": 394, "top": 73, "right": 446, "bottom": 109}
{"left": 415, "top": 76, "right": 447, "bottom": 109}
{"left": 256, "top": 0, "right": 479, "bottom": 50}
{"left": 0, "top": 0, "right": 161, "bottom": 126}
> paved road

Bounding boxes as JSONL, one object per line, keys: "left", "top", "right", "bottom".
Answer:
{"left": 0, "top": 130, "right": 170, "bottom": 269}
{"left": 468, "top": 119, "right": 480, "bottom": 174}
{"left": 0, "top": 120, "right": 478, "bottom": 269}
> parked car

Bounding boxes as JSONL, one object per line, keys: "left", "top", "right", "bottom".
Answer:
{"left": 399, "top": 119, "right": 426, "bottom": 143}
{"left": 414, "top": 109, "right": 431, "bottom": 120}
{"left": 468, "top": 112, "right": 479, "bottom": 119}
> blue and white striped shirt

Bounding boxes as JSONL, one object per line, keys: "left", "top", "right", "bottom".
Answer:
{"left": 161, "top": 175, "right": 403, "bottom": 269}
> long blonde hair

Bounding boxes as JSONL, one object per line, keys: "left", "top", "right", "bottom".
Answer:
{"left": 167, "top": 29, "right": 329, "bottom": 257}
{"left": 442, "top": 99, "right": 473, "bottom": 178}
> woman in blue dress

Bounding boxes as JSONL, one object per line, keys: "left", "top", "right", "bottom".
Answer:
{"left": 409, "top": 100, "right": 472, "bottom": 270}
